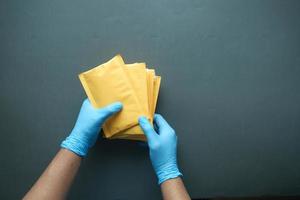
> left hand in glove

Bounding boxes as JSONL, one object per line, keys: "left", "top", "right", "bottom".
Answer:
{"left": 61, "top": 99, "right": 122, "bottom": 157}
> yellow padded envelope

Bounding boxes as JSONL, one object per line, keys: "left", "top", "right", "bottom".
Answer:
{"left": 79, "top": 55, "right": 144, "bottom": 138}
{"left": 110, "top": 66, "right": 152, "bottom": 140}
{"left": 147, "top": 69, "right": 155, "bottom": 120}
{"left": 152, "top": 75, "right": 161, "bottom": 117}
{"left": 78, "top": 54, "right": 161, "bottom": 141}
{"left": 124, "top": 63, "right": 150, "bottom": 118}
{"left": 116, "top": 63, "right": 151, "bottom": 137}
{"left": 111, "top": 72, "right": 161, "bottom": 141}
{"left": 128, "top": 75, "right": 161, "bottom": 141}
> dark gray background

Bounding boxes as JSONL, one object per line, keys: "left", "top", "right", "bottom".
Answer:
{"left": 1, "top": 0, "right": 300, "bottom": 199}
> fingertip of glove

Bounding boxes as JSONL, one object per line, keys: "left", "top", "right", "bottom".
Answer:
{"left": 111, "top": 102, "right": 123, "bottom": 111}
{"left": 138, "top": 116, "right": 148, "bottom": 124}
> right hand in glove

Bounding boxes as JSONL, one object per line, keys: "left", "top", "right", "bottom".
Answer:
{"left": 139, "top": 114, "right": 182, "bottom": 184}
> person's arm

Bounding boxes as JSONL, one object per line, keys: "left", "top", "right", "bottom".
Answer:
{"left": 23, "top": 99, "right": 122, "bottom": 200}
{"left": 139, "top": 114, "right": 191, "bottom": 200}
{"left": 23, "top": 149, "right": 81, "bottom": 200}
{"left": 161, "top": 178, "right": 190, "bottom": 200}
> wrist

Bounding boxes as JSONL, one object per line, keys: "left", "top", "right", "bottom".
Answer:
{"left": 155, "top": 163, "right": 182, "bottom": 185}
{"left": 60, "top": 135, "right": 90, "bottom": 157}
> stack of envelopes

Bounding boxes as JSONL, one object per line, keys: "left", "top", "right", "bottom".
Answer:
{"left": 78, "top": 55, "right": 161, "bottom": 141}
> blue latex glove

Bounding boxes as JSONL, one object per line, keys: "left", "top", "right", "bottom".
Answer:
{"left": 139, "top": 114, "right": 182, "bottom": 184}
{"left": 61, "top": 99, "right": 122, "bottom": 157}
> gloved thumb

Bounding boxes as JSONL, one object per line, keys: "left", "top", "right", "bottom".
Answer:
{"left": 98, "top": 102, "right": 123, "bottom": 122}
{"left": 139, "top": 116, "right": 158, "bottom": 145}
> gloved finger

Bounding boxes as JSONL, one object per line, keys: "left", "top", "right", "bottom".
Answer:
{"left": 98, "top": 102, "right": 123, "bottom": 121}
{"left": 154, "top": 114, "right": 173, "bottom": 132}
{"left": 139, "top": 116, "right": 158, "bottom": 144}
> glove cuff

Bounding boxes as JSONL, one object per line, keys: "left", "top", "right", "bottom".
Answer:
{"left": 156, "top": 163, "right": 183, "bottom": 185}
{"left": 61, "top": 136, "right": 89, "bottom": 157}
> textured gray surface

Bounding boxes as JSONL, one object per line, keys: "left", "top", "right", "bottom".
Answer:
{"left": 1, "top": 0, "right": 300, "bottom": 199}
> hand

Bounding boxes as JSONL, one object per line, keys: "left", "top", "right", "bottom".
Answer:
{"left": 61, "top": 99, "right": 122, "bottom": 157}
{"left": 139, "top": 114, "right": 182, "bottom": 184}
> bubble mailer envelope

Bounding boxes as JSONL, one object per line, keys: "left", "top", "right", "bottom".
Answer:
{"left": 111, "top": 64, "right": 152, "bottom": 140}
{"left": 78, "top": 55, "right": 144, "bottom": 138}
{"left": 130, "top": 74, "right": 161, "bottom": 141}
{"left": 111, "top": 69, "right": 161, "bottom": 141}
{"left": 117, "top": 63, "right": 150, "bottom": 135}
